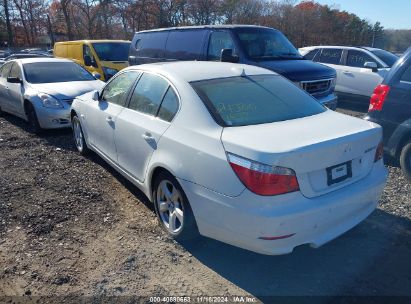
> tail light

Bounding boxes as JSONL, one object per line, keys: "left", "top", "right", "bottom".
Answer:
{"left": 374, "top": 141, "right": 384, "bottom": 162}
{"left": 369, "top": 84, "right": 390, "bottom": 112}
{"left": 227, "top": 153, "right": 299, "bottom": 196}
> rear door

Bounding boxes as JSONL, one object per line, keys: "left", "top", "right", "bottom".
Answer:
{"left": 84, "top": 71, "right": 140, "bottom": 161}
{"left": 165, "top": 29, "right": 207, "bottom": 61}
{"left": 340, "top": 50, "right": 385, "bottom": 97}
{"left": 132, "top": 31, "right": 169, "bottom": 65}
{"left": 115, "top": 72, "right": 179, "bottom": 182}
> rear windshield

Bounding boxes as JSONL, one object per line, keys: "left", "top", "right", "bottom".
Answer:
{"left": 92, "top": 42, "right": 131, "bottom": 61}
{"left": 191, "top": 75, "right": 325, "bottom": 127}
{"left": 371, "top": 49, "right": 398, "bottom": 67}
{"left": 23, "top": 62, "right": 95, "bottom": 83}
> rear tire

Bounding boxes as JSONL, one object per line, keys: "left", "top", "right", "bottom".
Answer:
{"left": 399, "top": 141, "right": 411, "bottom": 181}
{"left": 153, "top": 171, "right": 198, "bottom": 241}
{"left": 72, "top": 115, "right": 89, "bottom": 155}
{"left": 26, "top": 104, "right": 42, "bottom": 134}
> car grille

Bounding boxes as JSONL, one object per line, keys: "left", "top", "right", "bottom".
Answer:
{"left": 301, "top": 79, "right": 332, "bottom": 96}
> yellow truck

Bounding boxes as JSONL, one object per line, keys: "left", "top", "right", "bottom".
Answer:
{"left": 54, "top": 40, "right": 130, "bottom": 81}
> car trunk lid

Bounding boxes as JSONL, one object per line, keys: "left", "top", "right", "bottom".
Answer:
{"left": 221, "top": 110, "right": 382, "bottom": 198}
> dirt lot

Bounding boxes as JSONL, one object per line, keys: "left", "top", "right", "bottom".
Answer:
{"left": 0, "top": 104, "right": 411, "bottom": 302}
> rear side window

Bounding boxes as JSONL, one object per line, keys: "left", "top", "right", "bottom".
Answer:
{"left": 165, "top": 30, "right": 206, "bottom": 60}
{"left": 317, "top": 49, "right": 342, "bottom": 65}
{"left": 136, "top": 32, "right": 168, "bottom": 58}
{"left": 401, "top": 65, "right": 411, "bottom": 82}
{"left": 208, "top": 31, "right": 235, "bottom": 61}
{"left": 346, "top": 50, "right": 379, "bottom": 68}
{"left": 191, "top": 75, "right": 325, "bottom": 127}
{"left": 158, "top": 87, "right": 179, "bottom": 122}
{"left": 129, "top": 73, "right": 169, "bottom": 116}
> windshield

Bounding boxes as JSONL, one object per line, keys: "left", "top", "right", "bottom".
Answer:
{"left": 234, "top": 28, "right": 302, "bottom": 60}
{"left": 92, "top": 42, "right": 130, "bottom": 61}
{"left": 370, "top": 49, "right": 398, "bottom": 67}
{"left": 191, "top": 75, "right": 325, "bottom": 127}
{"left": 23, "top": 62, "right": 95, "bottom": 84}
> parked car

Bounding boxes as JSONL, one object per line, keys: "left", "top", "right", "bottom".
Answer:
{"left": 364, "top": 48, "right": 411, "bottom": 180}
{"left": 128, "top": 25, "right": 338, "bottom": 110}
{"left": 0, "top": 58, "right": 104, "bottom": 133}
{"left": 299, "top": 46, "right": 399, "bottom": 105}
{"left": 54, "top": 40, "right": 130, "bottom": 81}
{"left": 70, "top": 61, "right": 387, "bottom": 255}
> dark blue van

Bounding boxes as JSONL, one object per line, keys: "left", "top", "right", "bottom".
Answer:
{"left": 128, "top": 25, "right": 338, "bottom": 109}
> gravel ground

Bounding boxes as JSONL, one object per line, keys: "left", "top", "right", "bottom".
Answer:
{"left": 0, "top": 104, "right": 410, "bottom": 303}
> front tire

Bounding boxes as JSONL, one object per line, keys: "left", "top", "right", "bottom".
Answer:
{"left": 27, "top": 104, "right": 42, "bottom": 134}
{"left": 153, "top": 172, "right": 198, "bottom": 241}
{"left": 72, "top": 115, "right": 89, "bottom": 155}
{"left": 399, "top": 140, "right": 411, "bottom": 181}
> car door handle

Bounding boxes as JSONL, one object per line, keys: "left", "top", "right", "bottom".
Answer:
{"left": 142, "top": 132, "right": 153, "bottom": 140}
{"left": 343, "top": 71, "right": 353, "bottom": 75}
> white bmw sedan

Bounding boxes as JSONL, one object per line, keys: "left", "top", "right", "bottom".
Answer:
{"left": 70, "top": 61, "right": 387, "bottom": 255}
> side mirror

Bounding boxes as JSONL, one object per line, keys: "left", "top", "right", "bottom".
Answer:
{"left": 364, "top": 61, "right": 378, "bottom": 72}
{"left": 91, "top": 90, "right": 100, "bottom": 101}
{"left": 92, "top": 72, "right": 101, "bottom": 80}
{"left": 84, "top": 55, "right": 92, "bottom": 67}
{"left": 7, "top": 76, "right": 22, "bottom": 84}
{"left": 220, "top": 49, "right": 239, "bottom": 63}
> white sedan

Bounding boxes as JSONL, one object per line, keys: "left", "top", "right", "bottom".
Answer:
{"left": 0, "top": 58, "right": 104, "bottom": 133}
{"left": 70, "top": 61, "right": 387, "bottom": 255}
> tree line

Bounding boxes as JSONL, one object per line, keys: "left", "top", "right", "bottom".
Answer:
{"left": 0, "top": 0, "right": 409, "bottom": 52}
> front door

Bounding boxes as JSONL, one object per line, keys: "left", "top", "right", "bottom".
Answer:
{"left": 6, "top": 62, "right": 25, "bottom": 116}
{"left": 84, "top": 70, "right": 140, "bottom": 161}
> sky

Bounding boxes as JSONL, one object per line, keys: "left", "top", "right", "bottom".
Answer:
{"left": 304, "top": 0, "right": 411, "bottom": 29}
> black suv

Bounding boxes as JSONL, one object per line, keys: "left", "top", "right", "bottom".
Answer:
{"left": 128, "top": 25, "right": 338, "bottom": 109}
{"left": 365, "top": 48, "right": 411, "bottom": 180}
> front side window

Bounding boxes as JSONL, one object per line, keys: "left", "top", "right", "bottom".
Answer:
{"left": 0, "top": 62, "right": 13, "bottom": 78}
{"left": 317, "top": 49, "right": 342, "bottom": 65}
{"left": 129, "top": 73, "right": 169, "bottom": 116}
{"left": 101, "top": 71, "right": 140, "bottom": 106}
{"left": 91, "top": 42, "right": 131, "bottom": 61}
{"left": 346, "top": 50, "right": 379, "bottom": 68}
{"left": 191, "top": 74, "right": 325, "bottom": 127}
{"left": 83, "top": 45, "right": 98, "bottom": 67}
{"left": 208, "top": 31, "right": 235, "bottom": 61}
{"left": 9, "top": 63, "right": 22, "bottom": 79}
{"left": 23, "top": 62, "right": 96, "bottom": 84}
{"left": 401, "top": 65, "right": 411, "bottom": 83}
{"left": 370, "top": 49, "right": 398, "bottom": 67}
{"left": 234, "top": 28, "right": 302, "bottom": 60}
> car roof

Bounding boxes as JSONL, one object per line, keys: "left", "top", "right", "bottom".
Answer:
{"left": 137, "top": 24, "right": 275, "bottom": 34}
{"left": 55, "top": 39, "right": 130, "bottom": 44}
{"left": 15, "top": 58, "right": 74, "bottom": 64}
{"left": 125, "top": 61, "right": 276, "bottom": 82}
{"left": 301, "top": 45, "right": 386, "bottom": 52}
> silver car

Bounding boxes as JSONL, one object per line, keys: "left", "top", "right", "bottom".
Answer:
{"left": 0, "top": 58, "right": 104, "bottom": 133}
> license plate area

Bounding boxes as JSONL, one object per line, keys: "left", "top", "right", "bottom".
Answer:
{"left": 326, "top": 161, "right": 352, "bottom": 186}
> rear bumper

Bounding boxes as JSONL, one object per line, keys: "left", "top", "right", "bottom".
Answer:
{"left": 179, "top": 161, "right": 387, "bottom": 255}
{"left": 316, "top": 93, "right": 338, "bottom": 110}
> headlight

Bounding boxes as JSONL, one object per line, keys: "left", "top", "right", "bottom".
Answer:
{"left": 102, "top": 67, "right": 118, "bottom": 79}
{"left": 38, "top": 93, "right": 63, "bottom": 108}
